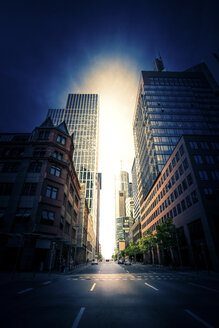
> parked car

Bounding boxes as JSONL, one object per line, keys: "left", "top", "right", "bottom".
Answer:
{"left": 118, "top": 259, "right": 124, "bottom": 264}
{"left": 91, "top": 259, "right": 98, "bottom": 265}
{"left": 124, "top": 260, "right": 131, "bottom": 265}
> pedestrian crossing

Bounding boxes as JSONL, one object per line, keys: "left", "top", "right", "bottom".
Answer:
{"left": 68, "top": 273, "right": 197, "bottom": 281}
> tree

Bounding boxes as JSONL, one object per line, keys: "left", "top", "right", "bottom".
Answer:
{"left": 139, "top": 230, "right": 156, "bottom": 264}
{"left": 156, "top": 217, "right": 177, "bottom": 265}
{"left": 125, "top": 242, "right": 140, "bottom": 262}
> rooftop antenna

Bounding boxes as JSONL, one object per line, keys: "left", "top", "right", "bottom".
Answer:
{"left": 153, "top": 52, "right": 164, "bottom": 72}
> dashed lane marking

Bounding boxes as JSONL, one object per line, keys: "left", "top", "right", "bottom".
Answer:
{"left": 42, "top": 281, "right": 51, "bottom": 285}
{"left": 17, "top": 288, "right": 33, "bottom": 295}
{"left": 144, "top": 282, "right": 159, "bottom": 291}
{"left": 72, "top": 307, "right": 85, "bottom": 328}
{"left": 90, "top": 283, "right": 96, "bottom": 291}
{"left": 185, "top": 309, "right": 214, "bottom": 328}
{"left": 189, "top": 283, "right": 219, "bottom": 293}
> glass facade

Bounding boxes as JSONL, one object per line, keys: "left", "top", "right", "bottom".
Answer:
{"left": 47, "top": 94, "right": 99, "bottom": 229}
{"left": 133, "top": 71, "right": 219, "bottom": 206}
{"left": 131, "top": 158, "right": 140, "bottom": 222}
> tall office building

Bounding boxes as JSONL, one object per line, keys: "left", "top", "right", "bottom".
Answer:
{"left": 115, "top": 170, "right": 133, "bottom": 251}
{"left": 47, "top": 94, "right": 99, "bottom": 234}
{"left": 115, "top": 170, "right": 129, "bottom": 218}
{"left": 133, "top": 65, "right": 219, "bottom": 208}
{"left": 131, "top": 158, "right": 140, "bottom": 222}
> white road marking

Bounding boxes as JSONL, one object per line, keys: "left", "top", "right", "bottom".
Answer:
{"left": 144, "top": 282, "right": 159, "bottom": 291}
{"left": 72, "top": 307, "right": 85, "bottom": 328}
{"left": 185, "top": 309, "right": 214, "bottom": 328}
{"left": 17, "top": 288, "right": 33, "bottom": 294}
{"left": 42, "top": 281, "right": 51, "bottom": 285}
{"left": 72, "top": 279, "right": 78, "bottom": 280}
{"left": 90, "top": 283, "right": 96, "bottom": 291}
{"left": 189, "top": 283, "right": 219, "bottom": 293}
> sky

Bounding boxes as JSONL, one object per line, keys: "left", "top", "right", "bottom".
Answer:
{"left": 0, "top": 0, "right": 219, "bottom": 257}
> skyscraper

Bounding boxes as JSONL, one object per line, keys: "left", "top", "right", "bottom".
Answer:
{"left": 131, "top": 158, "right": 140, "bottom": 222}
{"left": 47, "top": 94, "right": 99, "bottom": 234}
{"left": 133, "top": 66, "right": 219, "bottom": 208}
{"left": 115, "top": 170, "right": 134, "bottom": 252}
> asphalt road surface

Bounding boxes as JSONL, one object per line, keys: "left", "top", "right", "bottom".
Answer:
{"left": 0, "top": 262, "right": 218, "bottom": 328}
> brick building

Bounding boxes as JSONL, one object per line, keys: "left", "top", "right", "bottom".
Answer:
{"left": 140, "top": 135, "right": 219, "bottom": 270}
{"left": 0, "top": 118, "right": 80, "bottom": 271}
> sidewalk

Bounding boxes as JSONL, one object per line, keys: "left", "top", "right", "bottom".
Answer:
{"left": 0, "top": 263, "right": 88, "bottom": 285}
{"left": 131, "top": 262, "right": 219, "bottom": 281}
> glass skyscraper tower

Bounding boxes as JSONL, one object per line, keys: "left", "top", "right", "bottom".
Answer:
{"left": 47, "top": 94, "right": 99, "bottom": 229}
{"left": 133, "top": 67, "right": 219, "bottom": 207}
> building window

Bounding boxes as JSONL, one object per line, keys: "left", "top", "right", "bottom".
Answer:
{"left": 174, "top": 188, "right": 178, "bottom": 199}
{"left": 198, "top": 170, "right": 208, "bottom": 181}
{"left": 173, "top": 207, "right": 177, "bottom": 217}
{"left": 0, "top": 183, "right": 14, "bottom": 195}
{"left": 15, "top": 208, "right": 31, "bottom": 223}
{"left": 22, "top": 183, "right": 37, "bottom": 196}
{"left": 60, "top": 216, "right": 64, "bottom": 230}
{"left": 181, "top": 200, "right": 186, "bottom": 211}
{"left": 182, "top": 179, "right": 188, "bottom": 191}
{"left": 179, "top": 145, "right": 184, "bottom": 156}
{"left": 175, "top": 170, "right": 179, "bottom": 181}
{"left": 189, "top": 141, "right": 198, "bottom": 149}
{"left": 41, "top": 210, "right": 55, "bottom": 225}
{"left": 52, "top": 151, "right": 63, "bottom": 160}
{"left": 70, "top": 185, "right": 74, "bottom": 197}
{"left": 1, "top": 162, "right": 20, "bottom": 173}
{"left": 75, "top": 196, "right": 79, "bottom": 207}
{"left": 169, "top": 163, "right": 172, "bottom": 173}
{"left": 183, "top": 158, "right": 189, "bottom": 170}
{"left": 210, "top": 142, "right": 219, "bottom": 150}
{"left": 205, "top": 155, "right": 215, "bottom": 164}
{"left": 72, "top": 228, "right": 76, "bottom": 240}
{"left": 211, "top": 171, "right": 219, "bottom": 180}
{"left": 50, "top": 165, "right": 61, "bottom": 177}
{"left": 57, "top": 135, "right": 66, "bottom": 145}
{"left": 194, "top": 155, "right": 203, "bottom": 164}
{"left": 38, "top": 130, "right": 50, "bottom": 140}
{"left": 33, "top": 148, "right": 46, "bottom": 157}
{"left": 179, "top": 164, "right": 184, "bottom": 176}
{"left": 46, "top": 186, "right": 58, "bottom": 199}
{"left": 178, "top": 184, "right": 183, "bottom": 195}
{"left": 67, "top": 201, "right": 72, "bottom": 214}
{"left": 73, "top": 209, "right": 77, "bottom": 222}
{"left": 200, "top": 142, "right": 209, "bottom": 150}
{"left": 175, "top": 151, "right": 180, "bottom": 162}
{"left": 28, "top": 162, "right": 42, "bottom": 173}
{"left": 171, "top": 175, "right": 175, "bottom": 185}
{"left": 186, "top": 195, "right": 192, "bottom": 208}
{"left": 64, "top": 222, "right": 70, "bottom": 234}
{"left": 203, "top": 188, "right": 215, "bottom": 199}
{"left": 172, "top": 158, "right": 176, "bottom": 168}
{"left": 170, "top": 192, "right": 174, "bottom": 202}
{"left": 187, "top": 173, "right": 193, "bottom": 186}
{"left": 177, "top": 203, "right": 182, "bottom": 214}
{"left": 191, "top": 190, "right": 198, "bottom": 204}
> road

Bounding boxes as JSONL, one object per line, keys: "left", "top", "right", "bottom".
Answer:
{"left": 0, "top": 262, "right": 218, "bottom": 328}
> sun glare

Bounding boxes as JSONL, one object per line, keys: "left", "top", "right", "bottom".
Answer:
{"left": 71, "top": 57, "right": 139, "bottom": 257}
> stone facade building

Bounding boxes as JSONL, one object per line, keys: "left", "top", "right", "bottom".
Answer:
{"left": 0, "top": 118, "right": 80, "bottom": 271}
